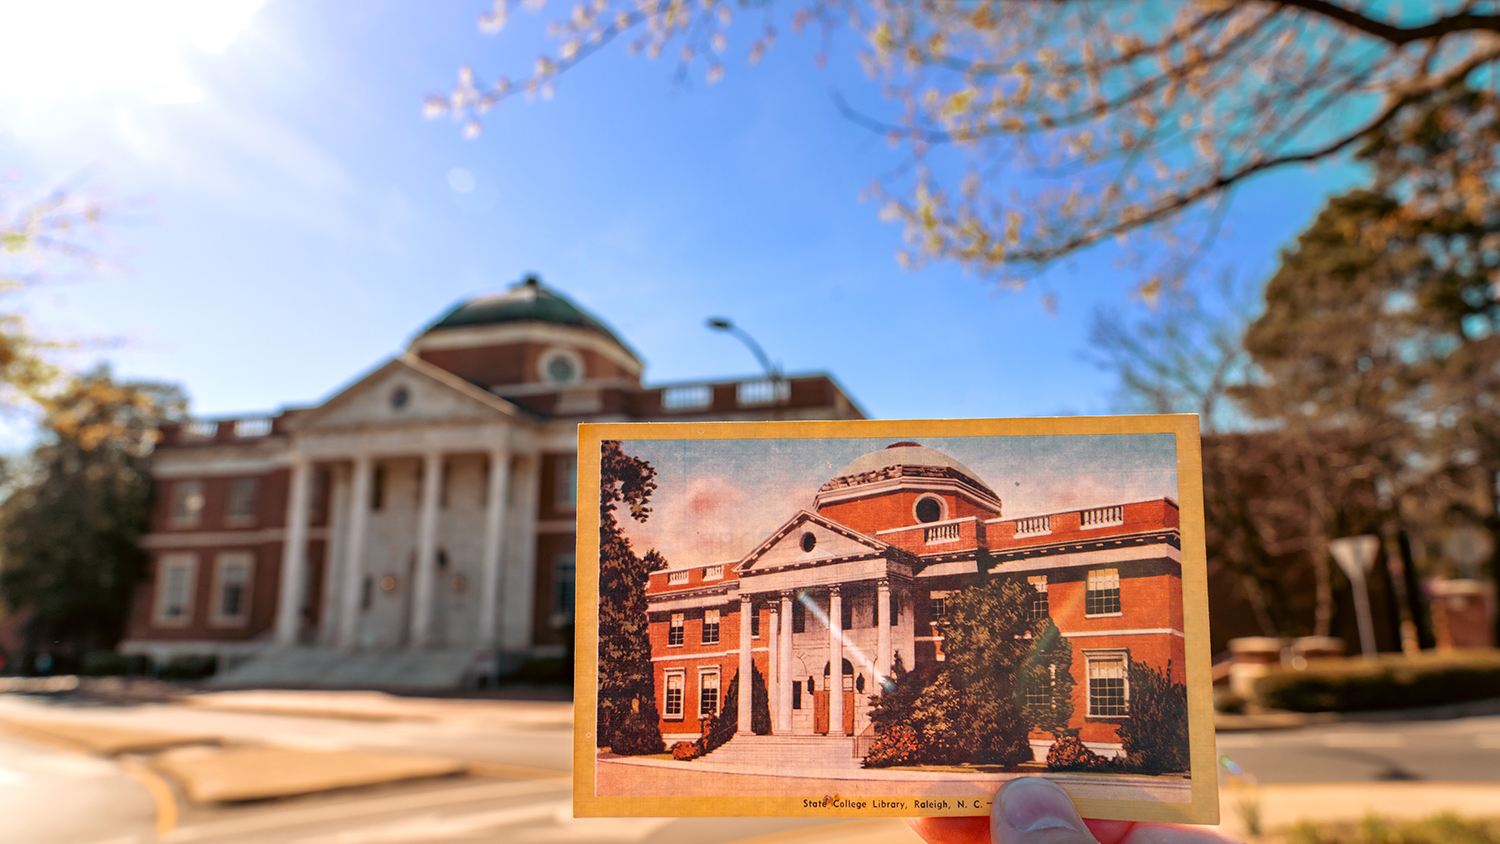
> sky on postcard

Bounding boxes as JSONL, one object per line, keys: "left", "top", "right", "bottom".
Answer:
{"left": 617, "top": 435, "right": 1177, "bottom": 567}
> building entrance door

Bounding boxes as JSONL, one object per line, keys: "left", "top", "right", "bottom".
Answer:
{"left": 812, "top": 690, "right": 855, "bottom": 735}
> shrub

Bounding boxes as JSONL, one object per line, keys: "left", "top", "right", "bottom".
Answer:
{"left": 1254, "top": 650, "right": 1500, "bottom": 713}
{"left": 1116, "top": 661, "right": 1189, "bottom": 775}
{"left": 611, "top": 704, "right": 666, "bottom": 755}
{"left": 864, "top": 724, "right": 922, "bottom": 768}
{"left": 80, "top": 651, "right": 151, "bottom": 677}
{"left": 1046, "top": 733, "right": 1111, "bottom": 772}
{"left": 670, "top": 741, "right": 702, "bottom": 761}
{"left": 158, "top": 654, "right": 216, "bottom": 680}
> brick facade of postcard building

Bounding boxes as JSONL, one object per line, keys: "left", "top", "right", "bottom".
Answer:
{"left": 644, "top": 443, "right": 1185, "bottom": 761}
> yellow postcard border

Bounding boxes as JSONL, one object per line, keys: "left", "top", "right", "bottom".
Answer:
{"left": 573, "top": 416, "right": 1218, "bottom": 824}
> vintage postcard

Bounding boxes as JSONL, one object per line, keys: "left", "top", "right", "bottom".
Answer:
{"left": 574, "top": 417, "right": 1217, "bottom": 824}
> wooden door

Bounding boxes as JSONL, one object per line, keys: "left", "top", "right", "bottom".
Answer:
{"left": 813, "top": 690, "right": 829, "bottom": 734}
{"left": 842, "top": 691, "right": 855, "bottom": 735}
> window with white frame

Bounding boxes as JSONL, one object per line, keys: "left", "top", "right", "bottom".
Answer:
{"left": 1086, "top": 651, "right": 1129, "bottom": 717}
{"left": 211, "top": 552, "right": 254, "bottom": 626}
{"left": 750, "top": 604, "right": 760, "bottom": 638}
{"left": 551, "top": 552, "right": 576, "bottom": 627}
{"left": 664, "top": 671, "right": 685, "bottom": 719}
{"left": 155, "top": 553, "right": 197, "bottom": 626}
{"left": 169, "top": 480, "right": 205, "bottom": 527}
{"left": 555, "top": 455, "right": 578, "bottom": 512}
{"left": 668, "top": 613, "right": 685, "bottom": 647}
{"left": 701, "top": 609, "right": 720, "bottom": 645}
{"left": 698, "top": 669, "right": 720, "bottom": 718}
{"left": 1028, "top": 575, "right": 1050, "bottom": 621}
{"left": 225, "top": 477, "right": 259, "bottom": 524}
{"left": 929, "top": 591, "right": 950, "bottom": 623}
{"left": 1085, "top": 568, "right": 1121, "bottom": 616}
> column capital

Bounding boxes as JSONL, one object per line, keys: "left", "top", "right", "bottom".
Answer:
{"left": 877, "top": 578, "right": 891, "bottom": 591}
{"left": 827, "top": 585, "right": 841, "bottom": 597}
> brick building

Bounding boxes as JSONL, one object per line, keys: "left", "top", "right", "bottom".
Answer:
{"left": 121, "top": 276, "right": 863, "bottom": 686}
{"left": 644, "top": 442, "right": 1184, "bottom": 761}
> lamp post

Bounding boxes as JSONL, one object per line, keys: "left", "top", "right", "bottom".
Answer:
{"left": 706, "top": 317, "right": 785, "bottom": 414}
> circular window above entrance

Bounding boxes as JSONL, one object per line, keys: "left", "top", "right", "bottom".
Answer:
{"left": 915, "top": 496, "right": 944, "bottom": 524}
{"left": 801, "top": 532, "right": 817, "bottom": 552}
{"left": 390, "top": 387, "right": 410, "bottom": 409}
{"left": 538, "top": 346, "right": 584, "bottom": 386}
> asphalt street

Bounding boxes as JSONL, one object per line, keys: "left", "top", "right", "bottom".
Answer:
{"left": 1217, "top": 713, "right": 1500, "bottom": 784}
{"left": 9, "top": 690, "right": 1500, "bottom": 844}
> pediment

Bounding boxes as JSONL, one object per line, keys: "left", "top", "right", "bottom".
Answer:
{"left": 291, "top": 354, "right": 521, "bottom": 431}
{"left": 735, "top": 511, "right": 887, "bottom": 572}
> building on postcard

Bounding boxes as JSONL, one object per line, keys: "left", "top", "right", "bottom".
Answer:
{"left": 120, "top": 276, "right": 864, "bottom": 687}
{"left": 644, "top": 442, "right": 1184, "bottom": 762}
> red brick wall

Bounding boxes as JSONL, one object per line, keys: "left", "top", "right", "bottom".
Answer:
{"left": 417, "top": 342, "right": 638, "bottom": 388}
{"left": 818, "top": 489, "right": 999, "bottom": 537}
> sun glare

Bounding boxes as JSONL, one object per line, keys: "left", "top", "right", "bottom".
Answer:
{"left": 0, "top": 0, "right": 266, "bottom": 105}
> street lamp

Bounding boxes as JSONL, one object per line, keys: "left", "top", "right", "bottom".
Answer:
{"left": 706, "top": 317, "right": 785, "bottom": 414}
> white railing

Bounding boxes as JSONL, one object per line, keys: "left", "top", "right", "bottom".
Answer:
{"left": 662, "top": 384, "right": 712, "bottom": 410}
{"left": 234, "top": 417, "right": 273, "bottom": 438}
{"left": 181, "top": 420, "right": 218, "bottom": 438}
{"left": 1014, "top": 515, "right": 1051, "bottom": 537}
{"left": 924, "top": 523, "right": 962, "bottom": 544}
{"left": 668, "top": 570, "right": 690, "bottom": 585}
{"left": 702, "top": 564, "right": 725, "bottom": 581}
{"left": 1079, "top": 505, "right": 1124, "bottom": 529}
{"left": 736, "top": 379, "right": 789, "bottom": 406}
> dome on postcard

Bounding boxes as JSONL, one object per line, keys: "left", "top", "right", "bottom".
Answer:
{"left": 828, "top": 442, "right": 992, "bottom": 493}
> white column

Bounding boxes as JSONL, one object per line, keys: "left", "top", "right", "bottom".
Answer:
{"left": 317, "top": 465, "right": 350, "bottom": 646}
{"left": 410, "top": 452, "right": 443, "bottom": 648}
{"left": 274, "top": 457, "right": 313, "bottom": 645}
{"left": 778, "top": 593, "right": 794, "bottom": 733}
{"left": 500, "top": 454, "right": 541, "bottom": 652}
{"left": 738, "top": 595, "right": 753, "bottom": 734}
{"left": 766, "top": 606, "right": 780, "bottom": 733}
{"left": 876, "top": 579, "right": 892, "bottom": 686}
{"left": 477, "top": 446, "right": 512, "bottom": 647}
{"left": 338, "top": 455, "right": 374, "bottom": 648}
{"left": 828, "top": 587, "right": 844, "bottom": 736}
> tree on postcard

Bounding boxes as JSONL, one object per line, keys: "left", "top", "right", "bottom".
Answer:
{"left": 597, "top": 441, "right": 667, "bottom": 754}
{"left": 938, "top": 576, "right": 1035, "bottom": 764}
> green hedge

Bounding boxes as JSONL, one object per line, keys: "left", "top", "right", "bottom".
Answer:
{"left": 1253, "top": 650, "right": 1500, "bottom": 712}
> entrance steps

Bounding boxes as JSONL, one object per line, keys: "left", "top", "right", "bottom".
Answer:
{"left": 700, "top": 734, "right": 863, "bottom": 770}
{"left": 208, "top": 646, "right": 492, "bottom": 690}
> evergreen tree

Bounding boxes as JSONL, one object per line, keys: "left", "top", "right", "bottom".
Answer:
{"left": 1016, "top": 619, "right": 1075, "bottom": 741}
{"left": 1116, "top": 662, "right": 1190, "bottom": 774}
{"left": 0, "top": 367, "right": 185, "bottom": 667}
{"left": 940, "top": 576, "right": 1037, "bottom": 765}
{"left": 596, "top": 441, "right": 666, "bottom": 754}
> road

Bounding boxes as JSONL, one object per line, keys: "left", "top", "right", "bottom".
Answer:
{"left": 1218, "top": 713, "right": 1500, "bottom": 784}
{"left": 8, "top": 689, "right": 1500, "bottom": 843}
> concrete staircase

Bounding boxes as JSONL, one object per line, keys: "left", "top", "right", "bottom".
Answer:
{"left": 700, "top": 734, "right": 862, "bottom": 771}
{"left": 208, "top": 646, "right": 491, "bottom": 690}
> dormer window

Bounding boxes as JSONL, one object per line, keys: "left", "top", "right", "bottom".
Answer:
{"left": 539, "top": 347, "right": 584, "bottom": 386}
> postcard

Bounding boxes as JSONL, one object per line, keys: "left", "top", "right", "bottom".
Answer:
{"left": 573, "top": 416, "right": 1217, "bottom": 824}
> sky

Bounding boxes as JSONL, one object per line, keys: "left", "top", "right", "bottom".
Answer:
{"left": 0, "top": 0, "right": 1366, "bottom": 450}
{"left": 619, "top": 435, "right": 1178, "bottom": 567}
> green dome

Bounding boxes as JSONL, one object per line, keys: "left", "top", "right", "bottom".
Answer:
{"left": 424, "top": 275, "right": 631, "bottom": 349}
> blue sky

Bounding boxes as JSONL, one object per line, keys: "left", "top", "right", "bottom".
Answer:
{"left": 619, "top": 435, "right": 1178, "bottom": 566}
{"left": 0, "top": 0, "right": 1365, "bottom": 448}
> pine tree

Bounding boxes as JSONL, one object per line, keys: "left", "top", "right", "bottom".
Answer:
{"left": 1017, "top": 619, "right": 1075, "bottom": 741}
{"left": 940, "top": 576, "right": 1036, "bottom": 765}
{"left": 596, "top": 441, "right": 666, "bottom": 754}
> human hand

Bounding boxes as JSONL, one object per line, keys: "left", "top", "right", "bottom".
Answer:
{"left": 906, "top": 777, "right": 1242, "bottom": 844}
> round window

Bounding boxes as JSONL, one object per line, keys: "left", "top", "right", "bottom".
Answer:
{"left": 545, "top": 354, "right": 576, "bottom": 384}
{"left": 801, "top": 531, "right": 817, "bottom": 552}
{"left": 391, "top": 387, "right": 409, "bottom": 409}
{"left": 915, "top": 497, "right": 943, "bottom": 523}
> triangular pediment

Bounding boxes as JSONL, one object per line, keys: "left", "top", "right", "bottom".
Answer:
{"left": 290, "top": 354, "right": 522, "bottom": 431}
{"left": 735, "top": 510, "right": 888, "bottom": 573}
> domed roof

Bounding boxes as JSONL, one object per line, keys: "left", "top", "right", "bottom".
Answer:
{"left": 422, "top": 275, "right": 633, "bottom": 351}
{"left": 822, "top": 442, "right": 998, "bottom": 499}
